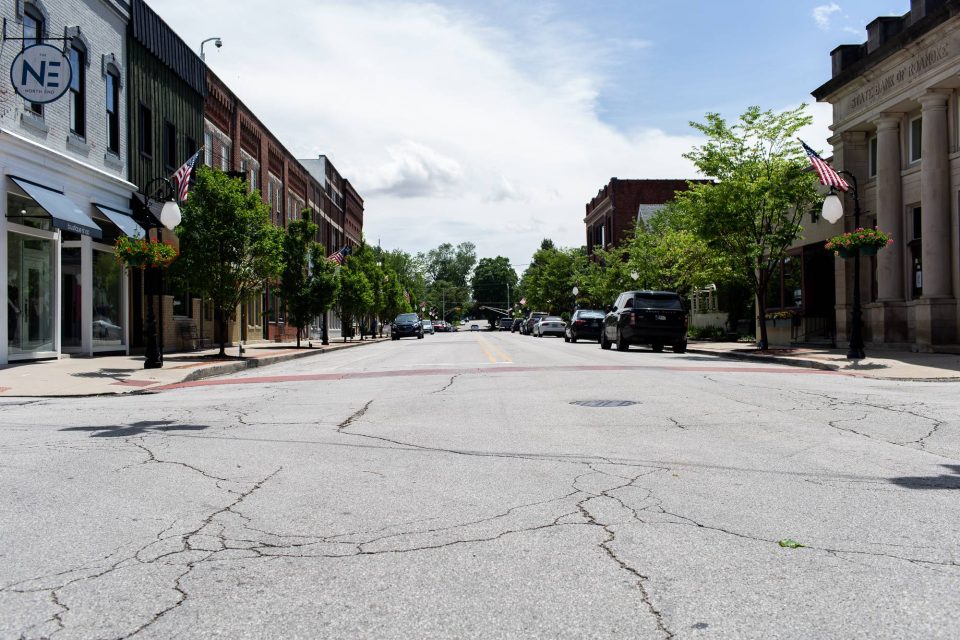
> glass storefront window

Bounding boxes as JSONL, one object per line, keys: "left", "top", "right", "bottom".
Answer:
{"left": 8, "top": 232, "right": 55, "bottom": 355}
{"left": 61, "top": 247, "right": 82, "bottom": 349}
{"left": 92, "top": 250, "right": 124, "bottom": 347}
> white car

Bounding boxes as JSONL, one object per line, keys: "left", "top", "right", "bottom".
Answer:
{"left": 421, "top": 319, "right": 435, "bottom": 334}
{"left": 535, "top": 316, "right": 566, "bottom": 338}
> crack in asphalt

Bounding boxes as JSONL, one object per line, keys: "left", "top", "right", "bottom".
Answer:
{"left": 120, "top": 441, "right": 234, "bottom": 483}
{"left": 431, "top": 373, "right": 463, "bottom": 394}
{"left": 336, "top": 400, "right": 374, "bottom": 432}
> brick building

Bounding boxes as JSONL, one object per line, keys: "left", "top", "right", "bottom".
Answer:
{"left": 584, "top": 179, "right": 699, "bottom": 257}
{"left": 199, "top": 72, "right": 365, "bottom": 345}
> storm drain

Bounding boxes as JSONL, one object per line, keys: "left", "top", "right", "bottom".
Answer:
{"left": 570, "top": 400, "right": 637, "bottom": 408}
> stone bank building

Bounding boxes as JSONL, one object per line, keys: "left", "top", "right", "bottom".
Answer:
{"left": 804, "top": 0, "right": 960, "bottom": 351}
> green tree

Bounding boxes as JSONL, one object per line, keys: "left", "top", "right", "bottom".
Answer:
{"left": 471, "top": 256, "right": 518, "bottom": 324}
{"left": 172, "top": 166, "right": 283, "bottom": 356}
{"left": 308, "top": 244, "right": 341, "bottom": 342}
{"left": 337, "top": 255, "right": 373, "bottom": 342}
{"left": 279, "top": 212, "right": 318, "bottom": 348}
{"left": 519, "top": 243, "right": 587, "bottom": 314}
{"left": 672, "top": 105, "right": 819, "bottom": 348}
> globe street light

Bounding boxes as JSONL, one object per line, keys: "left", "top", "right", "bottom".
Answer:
{"left": 821, "top": 171, "right": 865, "bottom": 360}
{"left": 132, "top": 177, "right": 180, "bottom": 368}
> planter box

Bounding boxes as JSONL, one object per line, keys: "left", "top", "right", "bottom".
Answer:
{"left": 837, "top": 245, "right": 881, "bottom": 259}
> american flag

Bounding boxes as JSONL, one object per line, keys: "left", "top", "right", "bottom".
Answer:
{"left": 403, "top": 289, "right": 411, "bottom": 303}
{"left": 327, "top": 247, "right": 348, "bottom": 264}
{"left": 172, "top": 149, "right": 202, "bottom": 201}
{"left": 800, "top": 140, "right": 849, "bottom": 192}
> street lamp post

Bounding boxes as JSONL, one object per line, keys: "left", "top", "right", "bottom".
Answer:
{"left": 199, "top": 37, "right": 223, "bottom": 62}
{"left": 132, "top": 178, "right": 181, "bottom": 369}
{"left": 820, "top": 170, "right": 865, "bottom": 360}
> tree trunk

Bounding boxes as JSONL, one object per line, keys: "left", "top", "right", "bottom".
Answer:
{"left": 756, "top": 269, "right": 769, "bottom": 351}
{"left": 296, "top": 325, "right": 301, "bottom": 348}
{"left": 216, "top": 307, "right": 227, "bottom": 357}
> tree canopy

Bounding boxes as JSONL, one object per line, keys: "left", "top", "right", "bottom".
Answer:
{"left": 172, "top": 166, "right": 283, "bottom": 355}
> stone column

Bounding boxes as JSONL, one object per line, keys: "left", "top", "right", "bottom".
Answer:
{"left": 918, "top": 90, "right": 951, "bottom": 298}
{"left": 875, "top": 115, "right": 903, "bottom": 300}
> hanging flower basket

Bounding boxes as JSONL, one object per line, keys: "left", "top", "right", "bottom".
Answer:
{"left": 114, "top": 236, "right": 179, "bottom": 269}
{"left": 825, "top": 228, "right": 892, "bottom": 259}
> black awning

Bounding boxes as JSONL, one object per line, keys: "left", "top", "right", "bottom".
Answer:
{"left": 9, "top": 177, "right": 103, "bottom": 239}
{"left": 95, "top": 204, "right": 145, "bottom": 239}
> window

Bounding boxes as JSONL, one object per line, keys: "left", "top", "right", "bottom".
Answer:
{"left": 105, "top": 70, "right": 120, "bottom": 153}
{"left": 765, "top": 255, "right": 802, "bottom": 310}
{"left": 138, "top": 104, "right": 152, "bottom": 157}
{"left": 185, "top": 137, "right": 197, "bottom": 157}
{"left": 868, "top": 136, "right": 878, "bottom": 177}
{"left": 220, "top": 142, "right": 231, "bottom": 171}
{"left": 203, "top": 133, "right": 213, "bottom": 165}
{"left": 22, "top": 6, "right": 44, "bottom": 115}
{"left": 163, "top": 121, "right": 176, "bottom": 170}
{"left": 909, "top": 206, "right": 922, "bottom": 298}
{"left": 910, "top": 117, "right": 922, "bottom": 163}
{"left": 68, "top": 44, "right": 86, "bottom": 136}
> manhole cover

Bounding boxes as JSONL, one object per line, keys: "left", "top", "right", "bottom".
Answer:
{"left": 570, "top": 400, "right": 637, "bottom": 408}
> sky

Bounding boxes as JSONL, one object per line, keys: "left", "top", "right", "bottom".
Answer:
{"left": 157, "top": 0, "right": 907, "bottom": 273}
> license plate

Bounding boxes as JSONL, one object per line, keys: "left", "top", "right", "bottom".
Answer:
{"left": 656, "top": 315, "right": 667, "bottom": 321}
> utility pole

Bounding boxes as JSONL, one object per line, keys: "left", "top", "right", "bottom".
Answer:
{"left": 506, "top": 283, "right": 510, "bottom": 313}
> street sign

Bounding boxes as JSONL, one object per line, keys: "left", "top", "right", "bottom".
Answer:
{"left": 9, "top": 44, "right": 72, "bottom": 104}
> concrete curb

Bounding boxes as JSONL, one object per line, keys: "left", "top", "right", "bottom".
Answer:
{"left": 686, "top": 347, "right": 840, "bottom": 372}
{"left": 181, "top": 338, "right": 389, "bottom": 382}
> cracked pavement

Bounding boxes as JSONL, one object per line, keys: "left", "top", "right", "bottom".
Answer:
{"left": 2, "top": 330, "right": 960, "bottom": 639}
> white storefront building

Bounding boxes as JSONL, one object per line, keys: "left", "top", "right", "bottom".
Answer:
{"left": 811, "top": 0, "right": 960, "bottom": 351}
{"left": 1, "top": 0, "right": 139, "bottom": 364}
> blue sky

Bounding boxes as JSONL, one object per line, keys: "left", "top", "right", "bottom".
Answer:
{"left": 160, "top": 0, "right": 909, "bottom": 268}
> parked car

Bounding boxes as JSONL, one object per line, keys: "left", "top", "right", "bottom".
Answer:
{"left": 422, "top": 319, "right": 435, "bottom": 335}
{"left": 600, "top": 291, "right": 687, "bottom": 352}
{"left": 522, "top": 312, "right": 548, "bottom": 335}
{"left": 433, "top": 320, "right": 448, "bottom": 332}
{"left": 511, "top": 318, "right": 523, "bottom": 333}
{"left": 391, "top": 313, "right": 424, "bottom": 340}
{"left": 534, "top": 316, "right": 566, "bottom": 337}
{"left": 498, "top": 317, "right": 514, "bottom": 331}
{"left": 565, "top": 309, "right": 604, "bottom": 343}
{"left": 470, "top": 324, "right": 480, "bottom": 331}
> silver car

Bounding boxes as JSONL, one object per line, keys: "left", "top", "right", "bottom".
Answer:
{"left": 535, "top": 316, "right": 566, "bottom": 337}
{"left": 422, "top": 319, "right": 435, "bottom": 335}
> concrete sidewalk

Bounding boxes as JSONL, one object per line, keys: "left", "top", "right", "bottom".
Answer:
{"left": 688, "top": 341, "right": 960, "bottom": 381}
{"left": 0, "top": 337, "right": 389, "bottom": 397}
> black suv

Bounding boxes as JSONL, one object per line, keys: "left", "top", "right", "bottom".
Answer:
{"left": 600, "top": 291, "right": 687, "bottom": 353}
{"left": 565, "top": 309, "right": 604, "bottom": 343}
{"left": 391, "top": 313, "right": 424, "bottom": 340}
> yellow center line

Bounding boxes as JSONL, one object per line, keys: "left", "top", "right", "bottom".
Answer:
{"left": 475, "top": 334, "right": 513, "bottom": 363}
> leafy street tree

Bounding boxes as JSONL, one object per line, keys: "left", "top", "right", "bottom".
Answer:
{"left": 420, "top": 242, "right": 477, "bottom": 288}
{"left": 471, "top": 257, "right": 518, "bottom": 325}
{"left": 336, "top": 254, "right": 373, "bottom": 342}
{"left": 279, "top": 213, "right": 319, "bottom": 348}
{"left": 172, "top": 166, "right": 283, "bottom": 356}
{"left": 671, "top": 105, "right": 820, "bottom": 349}
{"left": 308, "top": 244, "right": 341, "bottom": 343}
{"left": 519, "top": 242, "right": 588, "bottom": 314}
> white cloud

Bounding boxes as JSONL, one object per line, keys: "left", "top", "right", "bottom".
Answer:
{"left": 813, "top": 3, "right": 842, "bottom": 30}
{"left": 362, "top": 141, "right": 464, "bottom": 198}
{"left": 158, "top": 0, "right": 706, "bottom": 267}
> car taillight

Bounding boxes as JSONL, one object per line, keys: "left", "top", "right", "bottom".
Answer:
{"left": 575, "top": 319, "right": 585, "bottom": 325}
{"left": 629, "top": 313, "right": 635, "bottom": 326}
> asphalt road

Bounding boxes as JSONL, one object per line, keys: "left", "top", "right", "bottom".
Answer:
{"left": 3, "top": 329, "right": 960, "bottom": 639}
